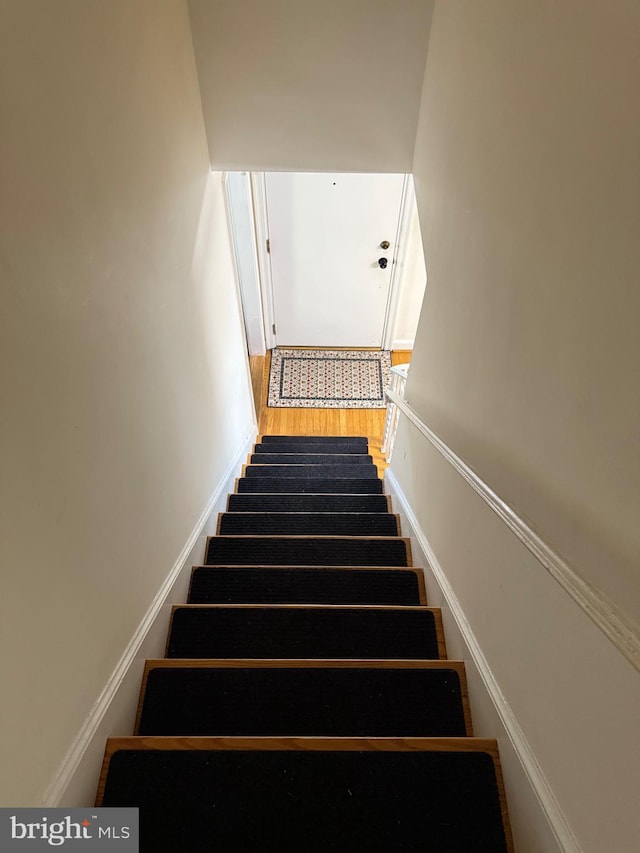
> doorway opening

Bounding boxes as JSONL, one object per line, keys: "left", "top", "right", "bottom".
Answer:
{"left": 224, "top": 170, "right": 426, "bottom": 431}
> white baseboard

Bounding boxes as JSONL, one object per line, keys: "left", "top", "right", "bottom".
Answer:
{"left": 390, "top": 338, "right": 414, "bottom": 351}
{"left": 44, "top": 427, "right": 256, "bottom": 807}
{"left": 385, "top": 468, "right": 581, "bottom": 853}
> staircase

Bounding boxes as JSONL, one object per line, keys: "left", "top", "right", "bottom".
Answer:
{"left": 97, "top": 435, "right": 513, "bottom": 851}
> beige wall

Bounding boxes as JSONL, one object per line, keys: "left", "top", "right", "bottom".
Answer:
{"left": 187, "top": 0, "right": 434, "bottom": 172}
{"left": 0, "top": 0, "right": 254, "bottom": 805}
{"left": 411, "top": 0, "right": 640, "bottom": 627}
{"left": 393, "top": 1, "right": 640, "bottom": 849}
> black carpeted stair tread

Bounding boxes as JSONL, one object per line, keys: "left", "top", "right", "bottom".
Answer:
{"left": 188, "top": 565, "right": 425, "bottom": 605}
{"left": 98, "top": 737, "right": 512, "bottom": 852}
{"left": 244, "top": 463, "right": 379, "bottom": 478}
{"left": 135, "top": 660, "right": 470, "bottom": 737}
{"left": 253, "top": 442, "right": 369, "bottom": 455}
{"left": 205, "top": 535, "right": 411, "bottom": 566}
{"left": 237, "top": 476, "right": 384, "bottom": 494}
{"left": 166, "top": 605, "right": 445, "bottom": 659}
{"left": 261, "top": 435, "right": 369, "bottom": 449}
{"left": 249, "top": 452, "right": 374, "bottom": 465}
{"left": 217, "top": 512, "right": 400, "bottom": 536}
{"left": 227, "top": 493, "right": 391, "bottom": 513}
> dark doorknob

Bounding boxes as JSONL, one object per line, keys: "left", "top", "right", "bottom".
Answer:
{"left": 378, "top": 257, "right": 388, "bottom": 269}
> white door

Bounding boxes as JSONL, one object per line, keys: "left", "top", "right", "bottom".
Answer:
{"left": 265, "top": 172, "right": 406, "bottom": 347}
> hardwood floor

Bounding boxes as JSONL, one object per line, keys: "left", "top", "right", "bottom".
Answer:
{"left": 252, "top": 350, "right": 411, "bottom": 473}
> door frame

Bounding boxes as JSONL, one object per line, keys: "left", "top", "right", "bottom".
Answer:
{"left": 250, "top": 173, "right": 277, "bottom": 351}
{"left": 249, "top": 171, "right": 415, "bottom": 351}
{"left": 223, "top": 171, "right": 267, "bottom": 356}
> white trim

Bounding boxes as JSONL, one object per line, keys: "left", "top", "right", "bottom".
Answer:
{"left": 385, "top": 388, "right": 640, "bottom": 673}
{"left": 42, "top": 429, "right": 255, "bottom": 806}
{"left": 381, "top": 174, "right": 410, "bottom": 350}
{"left": 385, "top": 468, "right": 582, "bottom": 853}
{"left": 390, "top": 338, "right": 415, "bottom": 351}
{"left": 383, "top": 175, "right": 424, "bottom": 353}
{"left": 390, "top": 364, "right": 410, "bottom": 379}
{"left": 222, "top": 173, "right": 260, "bottom": 429}
{"left": 250, "top": 172, "right": 276, "bottom": 350}
{"left": 223, "top": 172, "right": 267, "bottom": 357}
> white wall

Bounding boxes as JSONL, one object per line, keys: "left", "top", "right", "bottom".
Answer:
{"left": 187, "top": 0, "right": 434, "bottom": 172}
{"left": 393, "top": 1, "right": 640, "bottom": 849}
{"left": 0, "top": 0, "right": 255, "bottom": 806}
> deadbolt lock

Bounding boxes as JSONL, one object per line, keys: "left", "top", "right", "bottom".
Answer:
{"left": 380, "top": 240, "right": 390, "bottom": 250}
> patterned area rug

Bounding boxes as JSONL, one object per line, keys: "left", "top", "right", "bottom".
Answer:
{"left": 268, "top": 348, "right": 392, "bottom": 409}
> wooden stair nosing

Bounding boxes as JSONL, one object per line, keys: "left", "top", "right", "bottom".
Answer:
{"left": 134, "top": 659, "right": 473, "bottom": 738}
{"left": 188, "top": 564, "right": 427, "bottom": 606}
{"left": 166, "top": 604, "right": 448, "bottom": 661}
{"left": 100, "top": 735, "right": 499, "bottom": 755}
